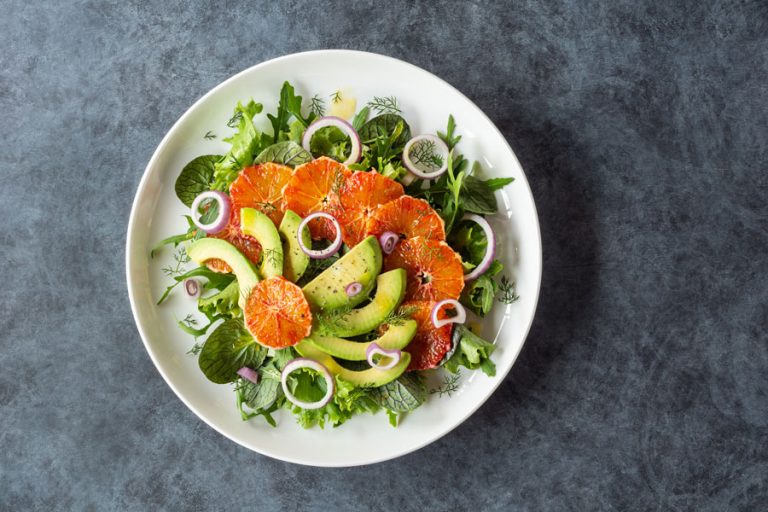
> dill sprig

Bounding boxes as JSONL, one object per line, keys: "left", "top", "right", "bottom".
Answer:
{"left": 162, "top": 247, "right": 190, "bottom": 277}
{"left": 409, "top": 139, "right": 444, "bottom": 170}
{"left": 204, "top": 130, "right": 216, "bottom": 140}
{"left": 187, "top": 342, "right": 204, "bottom": 355}
{"left": 497, "top": 275, "right": 520, "bottom": 304}
{"left": 431, "top": 371, "right": 461, "bottom": 397}
{"left": 384, "top": 304, "right": 419, "bottom": 327}
{"left": 330, "top": 90, "right": 343, "bottom": 104}
{"left": 255, "top": 201, "right": 277, "bottom": 212}
{"left": 366, "top": 96, "right": 401, "bottom": 115}
{"left": 261, "top": 248, "right": 281, "bottom": 267}
{"left": 227, "top": 110, "right": 243, "bottom": 128}
{"left": 310, "top": 94, "right": 326, "bottom": 116}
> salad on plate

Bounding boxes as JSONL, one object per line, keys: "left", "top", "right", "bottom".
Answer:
{"left": 153, "top": 81, "right": 518, "bottom": 428}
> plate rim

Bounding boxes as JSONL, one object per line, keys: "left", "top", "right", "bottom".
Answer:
{"left": 126, "top": 49, "right": 542, "bottom": 467}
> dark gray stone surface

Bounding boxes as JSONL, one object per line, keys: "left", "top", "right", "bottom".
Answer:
{"left": 2, "top": 0, "right": 767, "bottom": 510}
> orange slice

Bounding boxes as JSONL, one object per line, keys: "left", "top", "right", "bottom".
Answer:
{"left": 229, "top": 162, "right": 293, "bottom": 226}
{"left": 383, "top": 236, "right": 464, "bottom": 302}
{"left": 337, "top": 171, "right": 404, "bottom": 246}
{"left": 366, "top": 196, "right": 445, "bottom": 242}
{"left": 400, "top": 300, "right": 453, "bottom": 371}
{"left": 283, "top": 156, "right": 351, "bottom": 240}
{"left": 244, "top": 276, "right": 312, "bottom": 348}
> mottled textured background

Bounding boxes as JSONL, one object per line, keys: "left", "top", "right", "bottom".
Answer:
{"left": 2, "top": 0, "right": 767, "bottom": 510}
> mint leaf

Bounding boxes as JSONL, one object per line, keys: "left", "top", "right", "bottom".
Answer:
{"left": 240, "top": 365, "right": 282, "bottom": 410}
{"left": 254, "top": 141, "right": 312, "bottom": 167}
{"left": 484, "top": 177, "right": 514, "bottom": 191}
{"left": 174, "top": 155, "right": 220, "bottom": 207}
{"left": 198, "top": 319, "right": 266, "bottom": 384}
{"left": 369, "top": 373, "right": 427, "bottom": 412}
{"left": 358, "top": 114, "right": 411, "bottom": 146}
{"left": 461, "top": 175, "right": 499, "bottom": 214}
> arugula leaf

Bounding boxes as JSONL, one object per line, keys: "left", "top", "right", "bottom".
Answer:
{"left": 369, "top": 373, "right": 427, "bottom": 412}
{"left": 443, "top": 325, "right": 497, "bottom": 377}
{"left": 211, "top": 100, "right": 264, "bottom": 190}
{"left": 254, "top": 141, "right": 312, "bottom": 167}
{"left": 198, "top": 319, "right": 266, "bottom": 384}
{"left": 198, "top": 280, "right": 241, "bottom": 319}
{"left": 351, "top": 106, "right": 370, "bottom": 130}
{"left": 156, "top": 266, "right": 235, "bottom": 305}
{"left": 174, "top": 155, "right": 220, "bottom": 207}
{"left": 437, "top": 114, "right": 461, "bottom": 149}
{"left": 267, "top": 81, "right": 314, "bottom": 143}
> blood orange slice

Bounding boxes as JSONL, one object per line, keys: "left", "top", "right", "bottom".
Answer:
{"left": 399, "top": 300, "right": 453, "bottom": 371}
{"left": 244, "top": 276, "right": 312, "bottom": 348}
{"left": 337, "top": 171, "right": 404, "bottom": 246}
{"left": 383, "top": 236, "right": 464, "bottom": 302}
{"left": 229, "top": 162, "right": 293, "bottom": 226}
{"left": 283, "top": 157, "right": 351, "bottom": 240}
{"left": 366, "top": 196, "right": 445, "bottom": 242}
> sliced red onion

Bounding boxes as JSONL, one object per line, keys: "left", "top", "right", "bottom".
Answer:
{"left": 462, "top": 213, "right": 496, "bottom": 281}
{"left": 184, "top": 278, "right": 200, "bottom": 298}
{"left": 297, "top": 212, "right": 343, "bottom": 259}
{"left": 378, "top": 231, "right": 399, "bottom": 255}
{"left": 402, "top": 135, "right": 449, "bottom": 180}
{"left": 365, "top": 343, "right": 402, "bottom": 371}
{"left": 431, "top": 299, "right": 467, "bottom": 329}
{"left": 237, "top": 367, "right": 259, "bottom": 384}
{"left": 190, "top": 190, "right": 230, "bottom": 234}
{"left": 345, "top": 282, "right": 363, "bottom": 297}
{"left": 302, "top": 116, "right": 361, "bottom": 166}
{"left": 281, "top": 358, "right": 335, "bottom": 410}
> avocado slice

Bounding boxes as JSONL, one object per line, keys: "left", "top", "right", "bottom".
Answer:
{"left": 295, "top": 340, "right": 410, "bottom": 387}
{"left": 316, "top": 269, "right": 406, "bottom": 337}
{"left": 187, "top": 238, "right": 259, "bottom": 308}
{"left": 278, "top": 210, "right": 310, "bottom": 282}
{"left": 306, "top": 319, "right": 417, "bottom": 360}
{"left": 239, "top": 207, "right": 283, "bottom": 279}
{"left": 302, "top": 235, "right": 382, "bottom": 311}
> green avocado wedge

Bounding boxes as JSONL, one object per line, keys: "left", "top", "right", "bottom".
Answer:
{"left": 278, "top": 210, "right": 310, "bottom": 282}
{"left": 295, "top": 340, "right": 410, "bottom": 388}
{"left": 187, "top": 238, "right": 259, "bottom": 309}
{"left": 316, "top": 269, "right": 406, "bottom": 337}
{"left": 240, "top": 207, "right": 283, "bottom": 279}
{"left": 306, "top": 319, "right": 417, "bottom": 360}
{"left": 302, "top": 235, "right": 382, "bottom": 311}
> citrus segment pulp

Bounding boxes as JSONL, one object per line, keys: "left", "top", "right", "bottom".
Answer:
{"left": 366, "top": 196, "right": 446, "bottom": 242}
{"left": 400, "top": 300, "right": 453, "bottom": 371}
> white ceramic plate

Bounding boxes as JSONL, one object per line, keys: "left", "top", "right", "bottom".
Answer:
{"left": 126, "top": 50, "right": 541, "bottom": 467}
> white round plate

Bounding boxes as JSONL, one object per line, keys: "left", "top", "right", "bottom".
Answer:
{"left": 126, "top": 50, "right": 541, "bottom": 467}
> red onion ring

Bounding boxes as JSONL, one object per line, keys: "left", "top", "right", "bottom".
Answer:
{"left": 462, "top": 214, "right": 496, "bottom": 281}
{"left": 280, "top": 358, "right": 335, "bottom": 410}
{"left": 302, "top": 116, "right": 362, "bottom": 166}
{"left": 237, "top": 367, "right": 259, "bottom": 384}
{"left": 365, "top": 343, "right": 402, "bottom": 370}
{"left": 183, "top": 278, "right": 200, "bottom": 298}
{"left": 431, "top": 299, "right": 467, "bottom": 329}
{"left": 297, "top": 212, "right": 343, "bottom": 259}
{"left": 345, "top": 282, "right": 363, "bottom": 297}
{"left": 190, "top": 190, "right": 230, "bottom": 234}
{"left": 402, "top": 135, "right": 449, "bottom": 180}
{"left": 378, "top": 231, "right": 399, "bottom": 255}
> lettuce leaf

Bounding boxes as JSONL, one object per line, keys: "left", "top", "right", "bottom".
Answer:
{"left": 443, "top": 325, "right": 497, "bottom": 376}
{"left": 211, "top": 100, "right": 264, "bottom": 190}
{"left": 290, "top": 377, "right": 379, "bottom": 429}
